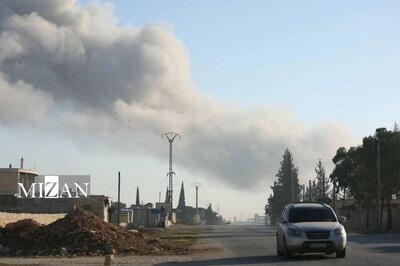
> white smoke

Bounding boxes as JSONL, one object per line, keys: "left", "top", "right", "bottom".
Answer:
{"left": 0, "top": 0, "right": 354, "bottom": 189}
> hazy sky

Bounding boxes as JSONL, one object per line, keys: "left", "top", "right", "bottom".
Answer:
{"left": 102, "top": 0, "right": 400, "bottom": 135}
{"left": 0, "top": 0, "right": 399, "bottom": 220}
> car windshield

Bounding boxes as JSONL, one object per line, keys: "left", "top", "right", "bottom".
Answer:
{"left": 289, "top": 207, "right": 337, "bottom": 223}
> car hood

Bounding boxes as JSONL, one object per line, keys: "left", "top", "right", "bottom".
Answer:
{"left": 292, "top": 222, "right": 338, "bottom": 232}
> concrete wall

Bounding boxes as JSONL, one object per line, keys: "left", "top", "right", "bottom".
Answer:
{"left": 133, "top": 208, "right": 160, "bottom": 228}
{"left": 336, "top": 199, "right": 400, "bottom": 233}
{"left": 0, "top": 195, "right": 112, "bottom": 222}
{"left": 110, "top": 207, "right": 169, "bottom": 228}
{"left": 0, "top": 170, "right": 18, "bottom": 195}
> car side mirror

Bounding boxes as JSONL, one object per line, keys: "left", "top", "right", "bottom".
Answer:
{"left": 338, "top": 216, "right": 346, "bottom": 224}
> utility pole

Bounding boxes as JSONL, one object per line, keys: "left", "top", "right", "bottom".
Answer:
{"left": 161, "top": 132, "right": 180, "bottom": 217}
{"left": 322, "top": 171, "right": 326, "bottom": 200}
{"left": 192, "top": 182, "right": 202, "bottom": 215}
{"left": 309, "top": 180, "right": 312, "bottom": 202}
{"left": 291, "top": 169, "right": 294, "bottom": 202}
{"left": 117, "top": 171, "right": 121, "bottom": 226}
{"left": 313, "top": 181, "right": 316, "bottom": 201}
{"left": 376, "top": 127, "right": 385, "bottom": 230}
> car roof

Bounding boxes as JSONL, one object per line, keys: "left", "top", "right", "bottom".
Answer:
{"left": 287, "top": 203, "right": 330, "bottom": 209}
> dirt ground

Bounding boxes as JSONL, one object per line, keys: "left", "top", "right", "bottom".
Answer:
{"left": 0, "top": 208, "right": 200, "bottom": 257}
{"left": 0, "top": 212, "right": 65, "bottom": 227}
{"left": 0, "top": 226, "right": 221, "bottom": 266}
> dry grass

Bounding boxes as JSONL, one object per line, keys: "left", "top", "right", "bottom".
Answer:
{"left": 139, "top": 225, "right": 199, "bottom": 255}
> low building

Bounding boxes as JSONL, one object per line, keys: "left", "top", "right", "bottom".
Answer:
{"left": 110, "top": 203, "right": 174, "bottom": 228}
{"left": 0, "top": 167, "right": 39, "bottom": 196}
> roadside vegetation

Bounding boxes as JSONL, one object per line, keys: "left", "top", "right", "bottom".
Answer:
{"left": 267, "top": 125, "right": 400, "bottom": 231}
{"left": 331, "top": 125, "right": 400, "bottom": 231}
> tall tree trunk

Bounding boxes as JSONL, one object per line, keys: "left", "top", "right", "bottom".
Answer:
{"left": 366, "top": 206, "right": 370, "bottom": 229}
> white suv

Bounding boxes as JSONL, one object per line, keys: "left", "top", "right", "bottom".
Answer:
{"left": 276, "top": 203, "right": 347, "bottom": 258}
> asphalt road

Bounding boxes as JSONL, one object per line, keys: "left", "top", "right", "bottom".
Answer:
{"left": 158, "top": 225, "right": 400, "bottom": 266}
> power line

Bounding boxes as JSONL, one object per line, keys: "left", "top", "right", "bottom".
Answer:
{"left": 8, "top": 15, "right": 161, "bottom": 136}
{"left": 175, "top": 145, "right": 197, "bottom": 180}
{"left": 176, "top": 144, "right": 198, "bottom": 179}
{"left": 9, "top": 16, "right": 55, "bottom": 58}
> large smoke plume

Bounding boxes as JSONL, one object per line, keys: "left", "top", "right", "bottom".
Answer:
{"left": 0, "top": 0, "right": 354, "bottom": 189}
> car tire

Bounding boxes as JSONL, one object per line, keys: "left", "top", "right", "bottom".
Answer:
{"left": 276, "top": 236, "right": 283, "bottom": 256}
{"left": 336, "top": 247, "right": 346, "bottom": 258}
{"left": 283, "top": 238, "right": 293, "bottom": 259}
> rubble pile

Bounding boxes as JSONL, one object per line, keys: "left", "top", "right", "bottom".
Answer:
{"left": 0, "top": 207, "right": 158, "bottom": 256}
{"left": 4, "top": 219, "right": 42, "bottom": 235}
{"left": 138, "top": 228, "right": 163, "bottom": 236}
{"left": 0, "top": 219, "right": 43, "bottom": 255}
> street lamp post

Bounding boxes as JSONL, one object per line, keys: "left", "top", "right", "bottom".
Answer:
{"left": 376, "top": 127, "right": 386, "bottom": 230}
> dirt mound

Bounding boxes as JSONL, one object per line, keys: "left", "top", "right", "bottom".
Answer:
{"left": 0, "top": 207, "right": 157, "bottom": 256}
{"left": 4, "top": 219, "right": 43, "bottom": 235}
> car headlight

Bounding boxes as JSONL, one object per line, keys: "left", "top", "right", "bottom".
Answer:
{"left": 288, "top": 226, "right": 303, "bottom": 237}
{"left": 333, "top": 226, "right": 344, "bottom": 236}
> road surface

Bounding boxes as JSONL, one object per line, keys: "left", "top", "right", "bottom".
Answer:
{"left": 1, "top": 225, "right": 400, "bottom": 265}
{"left": 158, "top": 225, "right": 400, "bottom": 266}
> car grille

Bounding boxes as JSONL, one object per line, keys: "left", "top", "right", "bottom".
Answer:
{"left": 306, "top": 231, "right": 330, "bottom": 239}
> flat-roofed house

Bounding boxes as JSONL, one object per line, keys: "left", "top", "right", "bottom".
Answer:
{"left": 0, "top": 166, "right": 39, "bottom": 195}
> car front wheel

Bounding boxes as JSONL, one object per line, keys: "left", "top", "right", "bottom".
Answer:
{"left": 283, "top": 238, "right": 293, "bottom": 258}
{"left": 336, "top": 247, "right": 346, "bottom": 258}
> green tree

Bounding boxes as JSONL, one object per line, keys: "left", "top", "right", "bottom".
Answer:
{"left": 330, "top": 125, "right": 400, "bottom": 231}
{"left": 314, "top": 159, "right": 330, "bottom": 203}
{"left": 330, "top": 147, "right": 354, "bottom": 200}
{"left": 304, "top": 180, "right": 317, "bottom": 202}
{"left": 267, "top": 149, "right": 301, "bottom": 225}
{"left": 375, "top": 127, "right": 400, "bottom": 230}
{"left": 204, "top": 204, "right": 223, "bottom": 225}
